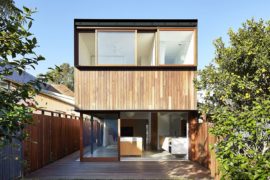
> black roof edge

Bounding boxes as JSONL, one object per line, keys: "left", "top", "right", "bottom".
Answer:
{"left": 74, "top": 19, "right": 198, "bottom": 28}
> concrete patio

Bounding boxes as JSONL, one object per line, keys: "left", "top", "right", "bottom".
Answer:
{"left": 25, "top": 151, "right": 212, "bottom": 179}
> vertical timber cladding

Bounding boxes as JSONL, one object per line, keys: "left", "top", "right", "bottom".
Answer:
{"left": 75, "top": 69, "right": 197, "bottom": 111}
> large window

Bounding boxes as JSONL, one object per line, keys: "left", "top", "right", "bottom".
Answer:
{"left": 78, "top": 32, "right": 95, "bottom": 66}
{"left": 159, "top": 31, "right": 194, "bottom": 65}
{"left": 77, "top": 29, "right": 196, "bottom": 66}
{"left": 97, "top": 31, "right": 135, "bottom": 65}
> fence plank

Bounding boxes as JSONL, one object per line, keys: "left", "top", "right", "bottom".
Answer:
{"left": 0, "top": 142, "right": 22, "bottom": 180}
{"left": 189, "top": 119, "right": 220, "bottom": 179}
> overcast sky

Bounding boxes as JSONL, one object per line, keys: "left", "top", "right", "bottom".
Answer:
{"left": 16, "top": 0, "right": 270, "bottom": 75}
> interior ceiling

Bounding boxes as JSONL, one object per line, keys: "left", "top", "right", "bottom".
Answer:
{"left": 160, "top": 31, "right": 193, "bottom": 42}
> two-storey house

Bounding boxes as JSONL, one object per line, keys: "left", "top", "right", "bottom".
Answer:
{"left": 74, "top": 19, "right": 198, "bottom": 162}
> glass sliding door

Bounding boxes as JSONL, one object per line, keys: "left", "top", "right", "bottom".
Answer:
{"left": 82, "top": 114, "right": 119, "bottom": 161}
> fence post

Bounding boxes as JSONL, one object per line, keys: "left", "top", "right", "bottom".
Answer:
{"left": 79, "top": 112, "right": 83, "bottom": 161}
{"left": 50, "top": 112, "right": 53, "bottom": 161}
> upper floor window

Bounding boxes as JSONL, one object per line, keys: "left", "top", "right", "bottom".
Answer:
{"left": 78, "top": 32, "right": 95, "bottom": 66}
{"left": 159, "top": 30, "right": 194, "bottom": 65}
{"left": 97, "top": 31, "right": 135, "bottom": 65}
{"left": 76, "top": 29, "right": 196, "bottom": 66}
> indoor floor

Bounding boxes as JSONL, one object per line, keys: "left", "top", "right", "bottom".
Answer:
{"left": 121, "top": 150, "right": 187, "bottom": 161}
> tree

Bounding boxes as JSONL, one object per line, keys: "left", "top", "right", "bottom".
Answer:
{"left": 196, "top": 19, "right": 270, "bottom": 179}
{"left": 42, "top": 63, "right": 74, "bottom": 91}
{"left": 0, "top": 0, "right": 20, "bottom": 17}
{"left": 0, "top": 1, "right": 50, "bottom": 148}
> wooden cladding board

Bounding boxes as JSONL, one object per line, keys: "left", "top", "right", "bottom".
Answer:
{"left": 75, "top": 69, "right": 197, "bottom": 110}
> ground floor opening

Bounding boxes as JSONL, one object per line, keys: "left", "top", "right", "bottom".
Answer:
{"left": 80, "top": 111, "right": 194, "bottom": 162}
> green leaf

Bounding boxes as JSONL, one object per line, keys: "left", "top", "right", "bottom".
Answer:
{"left": 28, "top": 21, "right": 32, "bottom": 29}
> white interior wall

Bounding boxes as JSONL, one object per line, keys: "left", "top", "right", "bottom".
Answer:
{"left": 137, "top": 33, "right": 155, "bottom": 66}
{"left": 184, "top": 33, "right": 194, "bottom": 64}
{"left": 79, "top": 33, "right": 95, "bottom": 66}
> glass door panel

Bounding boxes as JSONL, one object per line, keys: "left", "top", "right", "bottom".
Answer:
{"left": 82, "top": 114, "right": 119, "bottom": 160}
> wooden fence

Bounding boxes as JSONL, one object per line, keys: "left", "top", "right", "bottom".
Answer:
{"left": 189, "top": 115, "right": 220, "bottom": 179}
{"left": 23, "top": 110, "right": 80, "bottom": 173}
{"left": 0, "top": 110, "right": 80, "bottom": 180}
{"left": 208, "top": 134, "right": 220, "bottom": 179}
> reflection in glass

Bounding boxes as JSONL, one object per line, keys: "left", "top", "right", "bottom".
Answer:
{"left": 97, "top": 31, "right": 135, "bottom": 65}
{"left": 83, "top": 117, "right": 118, "bottom": 158}
{"left": 159, "top": 31, "right": 194, "bottom": 65}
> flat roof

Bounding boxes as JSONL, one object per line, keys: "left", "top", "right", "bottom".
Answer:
{"left": 74, "top": 19, "right": 197, "bottom": 28}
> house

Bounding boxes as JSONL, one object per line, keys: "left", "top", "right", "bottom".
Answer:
{"left": 74, "top": 19, "right": 198, "bottom": 162}
{"left": 0, "top": 68, "right": 78, "bottom": 116}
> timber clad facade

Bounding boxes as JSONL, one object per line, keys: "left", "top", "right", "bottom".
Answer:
{"left": 74, "top": 19, "right": 199, "bottom": 163}
{"left": 74, "top": 19, "right": 197, "bottom": 111}
{"left": 75, "top": 70, "right": 196, "bottom": 110}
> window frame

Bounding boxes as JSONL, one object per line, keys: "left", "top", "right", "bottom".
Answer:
{"left": 75, "top": 27, "right": 197, "bottom": 67}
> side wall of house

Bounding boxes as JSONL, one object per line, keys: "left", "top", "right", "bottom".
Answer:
{"left": 35, "top": 94, "right": 77, "bottom": 115}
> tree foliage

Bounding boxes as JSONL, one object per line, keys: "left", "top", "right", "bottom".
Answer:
{"left": 0, "top": 2, "right": 49, "bottom": 148}
{"left": 0, "top": 0, "right": 20, "bottom": 17}
{"left": 196, "top": 19, "right": 270, "bottom": 179}
{"left": 41, "top": 63, "right": 74, "bottom": 91}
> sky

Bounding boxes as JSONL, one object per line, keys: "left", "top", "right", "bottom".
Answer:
{"left": 16, "top": 0, "right": 270, "bottom": 76}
